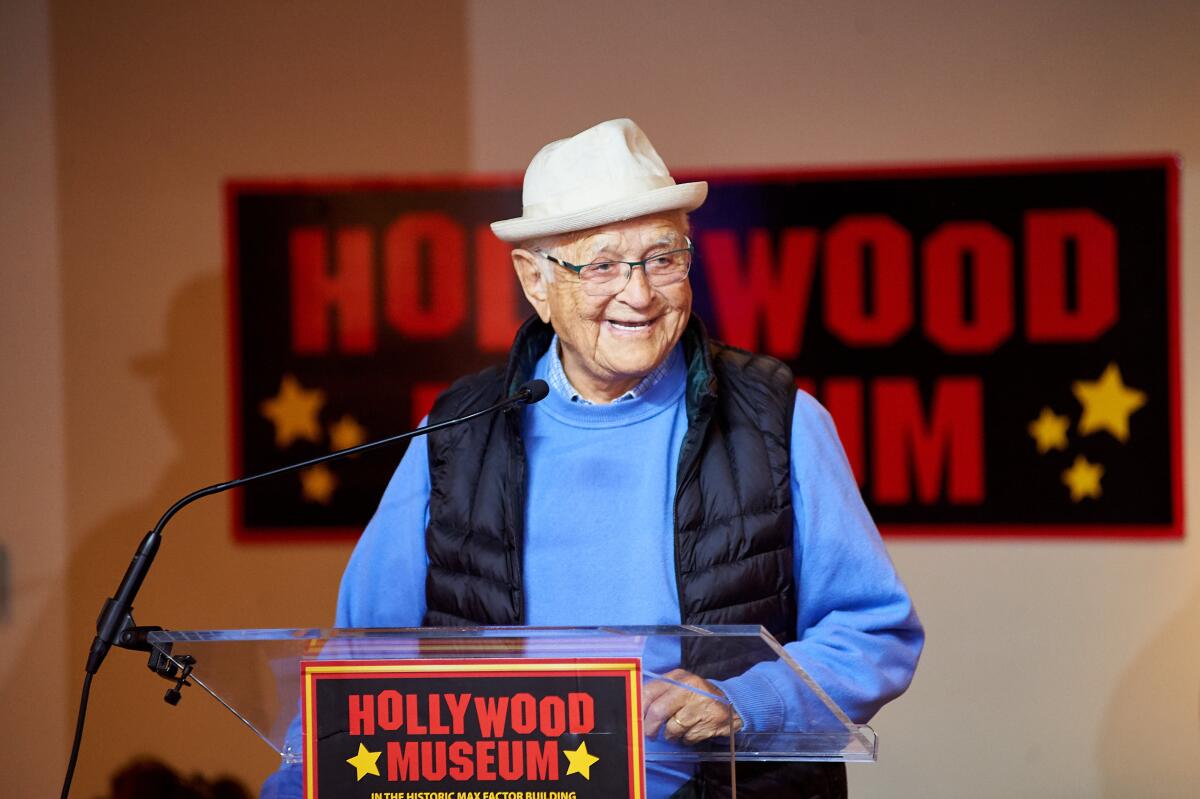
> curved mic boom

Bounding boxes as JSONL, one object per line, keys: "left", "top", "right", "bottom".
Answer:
{"left": 63, "top": 378, "right": 550, "bottom": 798}
{"left": 86, "top": 377, "right": 550, "bottom": 674}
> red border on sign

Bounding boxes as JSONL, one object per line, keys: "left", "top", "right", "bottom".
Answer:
{"left": 300, "top": 657, "right": 645, "bottom": 799}
{"left": 225, "top": 155, "right": 1183, "bottom": 542}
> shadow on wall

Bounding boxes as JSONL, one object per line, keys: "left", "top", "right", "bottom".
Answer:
{"left": 1098, "top": 572, "right": 1200, "bottom": 798}
{"left": 49, "top": 273, "right": 273, "bottom": 793}
{"left": 63, "top": 270, "right": 228, "bottom": 650}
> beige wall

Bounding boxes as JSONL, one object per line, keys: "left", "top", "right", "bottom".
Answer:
{"left": 0, "top": 1, "right": 69, "bottom": 797}
{"left": 2, "top": 1, "right": 1196, "bottom": 797}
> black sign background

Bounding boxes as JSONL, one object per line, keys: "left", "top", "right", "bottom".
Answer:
{"left": 229, "top": 158, "right": 1181, "bottom": 540}
{"left": 304, "top": 660, "right": 641, "bottom": 798}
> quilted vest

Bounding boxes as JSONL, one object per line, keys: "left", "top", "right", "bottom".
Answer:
{"left": 423, "top": 316, "right": 796, "bottom": 645}
{"left": 423, "top": 316, "right": 846, "bottom": 798}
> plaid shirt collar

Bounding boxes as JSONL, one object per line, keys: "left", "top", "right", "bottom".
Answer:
{"left": 546, "top": 335, "right": 672, "bottom": 405}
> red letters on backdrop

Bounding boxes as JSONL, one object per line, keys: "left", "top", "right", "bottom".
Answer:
{"left": 290, "top": 226, "right": 376, "bottom": 353}
{"left": 702, "top": 227, "right": 818, "bottom": 358}
{"left": 285, "top": 206, "right": 1118, "bottom": 508}
{"left": 384, "top": 213, "right": 468, "bottom": 339}
{"left": 824, "top": 215, "right": 914, "bottom": 347}
{"left": 872, "top": 377, "right": 984, "bottom": 505}
{"left": 922, "top": 222, "right": 1014, "bottom": 353}
{"left": 1025, "top": 209, "right": 1117, "bottom": 341}
{"left": 289, "top": 219, "right": 522, "bottom": 356}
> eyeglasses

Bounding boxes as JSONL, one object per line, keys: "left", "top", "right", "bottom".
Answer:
{"left": 538, "top": 238, "right": 694, "bottom": 297}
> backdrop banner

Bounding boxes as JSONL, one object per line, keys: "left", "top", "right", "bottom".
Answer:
{"left": 227, "top": 158, "right": 1181, "bottom": 540}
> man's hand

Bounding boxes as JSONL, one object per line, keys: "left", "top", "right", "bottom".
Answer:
{"left": 642, "top": 668, "right": 744, "bottom": 744}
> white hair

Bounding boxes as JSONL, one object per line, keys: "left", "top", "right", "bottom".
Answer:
{"left": 518, "top": 231, "right": 575, "bottom": 283}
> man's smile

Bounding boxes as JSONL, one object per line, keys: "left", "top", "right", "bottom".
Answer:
{"left": 605, "top": 316, "right": 659, "bottom": 334}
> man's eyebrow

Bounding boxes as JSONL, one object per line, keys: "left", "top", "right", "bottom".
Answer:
{"left": 577, "top": 235, "right": 621, "bottom": 259}
{"left": 581, "top": 233, "right": 681, "bottom": 259}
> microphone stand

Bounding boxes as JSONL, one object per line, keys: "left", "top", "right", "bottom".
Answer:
{"left": 61, "top": 379, "right": 549, "bottom": 798}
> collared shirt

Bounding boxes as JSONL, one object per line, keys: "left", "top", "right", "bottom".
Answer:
{"left": 545, "top": 334, "right": 672, "bottom": 404}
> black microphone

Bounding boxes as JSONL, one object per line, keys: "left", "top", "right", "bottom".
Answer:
{"left": 63, "top": 378, "right": 549, "bottom": 798}
{"left": 518, "top": 377, "right": 549, "bottom": 403}
{"left": 86, "top": 377, "right": 549, "bottom": 674}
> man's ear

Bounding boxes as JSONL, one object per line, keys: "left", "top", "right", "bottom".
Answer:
{"left": 512, "top": 249, "right": 552, "bottom": 323}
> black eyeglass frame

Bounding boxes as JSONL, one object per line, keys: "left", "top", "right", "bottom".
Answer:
{"left": 537, "top": 238, "right": 695, "bottom": 295}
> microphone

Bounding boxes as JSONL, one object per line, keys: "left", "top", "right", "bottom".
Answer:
{"left": 86, "top": 377, "right": 549, "bottom": 674}
{"left": 63, "top": 378, "right": 549, "bottom": 797}
{"left": 517, "top": 377, "right": 549, "bottom": 403}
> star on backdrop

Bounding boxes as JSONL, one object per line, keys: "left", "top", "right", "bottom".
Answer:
{"left": 1027, "top": 361, "right": 1149, "bottom": 504}
{"left": 1028, "top": 407, "right": 1069, "bottom": 453}
{"left": 1062, "top": 455, "right": 1104, "bottom": 502}
{"left": 1072, "top": 362, "right": 1147, "bottom": 442}
{"left": 330, "top": 414, "right": 367, "bottom": 451}
{"left": 260, "top": 374, "right": 325, "bottom": 447}
{"left": 300, "top": 464, "right": 338, "bottom": 505}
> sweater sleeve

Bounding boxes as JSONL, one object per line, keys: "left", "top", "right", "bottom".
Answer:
{"left": 259, "top": 436, "right": 432, "bottom": 799}
{"left": 334, "top": 432, "right": 432, "bottom": 628}
{"left": 717, "top": 391, "right": 924, "bottom": 732}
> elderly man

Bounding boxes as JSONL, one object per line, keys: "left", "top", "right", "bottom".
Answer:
{"left": 265, "top": 119, "right": 922, "bottom": 799}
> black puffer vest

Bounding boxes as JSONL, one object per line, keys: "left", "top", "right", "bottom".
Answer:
{"left": 424, "top": 316, "right": 846, "bottom": 798}
{"left": 424, "top": 316, "right": 795, "bottom": 640}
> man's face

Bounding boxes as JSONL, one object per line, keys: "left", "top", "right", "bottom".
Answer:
{"left": 515, "top": 215, "right": 692, "bottom": 402}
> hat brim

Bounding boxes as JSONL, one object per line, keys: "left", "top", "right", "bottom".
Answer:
{"left": 490, "top": 181, "right": 708, "bottom": 243}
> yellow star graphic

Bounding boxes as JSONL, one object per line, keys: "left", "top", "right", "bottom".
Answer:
{"left": 562, "top": 740, "right": 600, "bottom": 780}
{"left": 260, "top": 374, "right": 325, "bottom": 448}
{"left": 300, "top": 464, "right": 337, "bottom": 504}
{"left": 330, "top": 414, "right": 367, "bottom": 451}
{"left": 346, "top": 742, "right": 381, "bottom": 781}
{"left": 1028, "top": 407, "right": 1069, "bottom": 454}
{"left": 1062, "top": 455, "right": 1104, "bottom": 502}
{"left": 1072, "top": 363, "right": 1147, "bottom": 443}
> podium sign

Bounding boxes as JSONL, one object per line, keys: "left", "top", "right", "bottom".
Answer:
{"left": 302, "top": 657, "right": 645, "bottom": 798}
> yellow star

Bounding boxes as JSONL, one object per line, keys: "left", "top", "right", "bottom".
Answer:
{"left": 346, "top": 742, "right": 381, "bottom": 781}
{"left": 1028, "top": 407, "right": 1070, "bottom": 454}
{"left": 300, "top": 464, "right": 337, "bottom": 504}
{"left": 562, "top": 740, "right": 600, "bottom": 780}
{"left": 1072, "top": 363, "right": 1147, "bottom": 443}
{"left": 1062, "top": 455, "right": 1104, "bottom": 502}
{"left": 330, "top": 414, "right": 367, "bottom": 451}
{"left": 260, "top": 374, "right": 325, "bottom": 448}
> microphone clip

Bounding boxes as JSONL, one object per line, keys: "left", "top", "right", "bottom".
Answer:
{"left": 141, "top": 631, "right": 196, "bottom": 706}
{"left": 160, "top": 655, "right": 195, "bottom": 706}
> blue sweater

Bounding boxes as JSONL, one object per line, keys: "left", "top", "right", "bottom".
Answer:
{"left": 262, "top": 343, "right": 923, "bottom": 798}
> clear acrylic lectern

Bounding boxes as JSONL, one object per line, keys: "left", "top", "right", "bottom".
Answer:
{"left": 147, "top": 625, "right": 874, "bottom": 797}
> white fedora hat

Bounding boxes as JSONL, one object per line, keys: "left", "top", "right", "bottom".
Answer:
{"left": 490, "top": 118, "right": 707, "bottom": 243}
